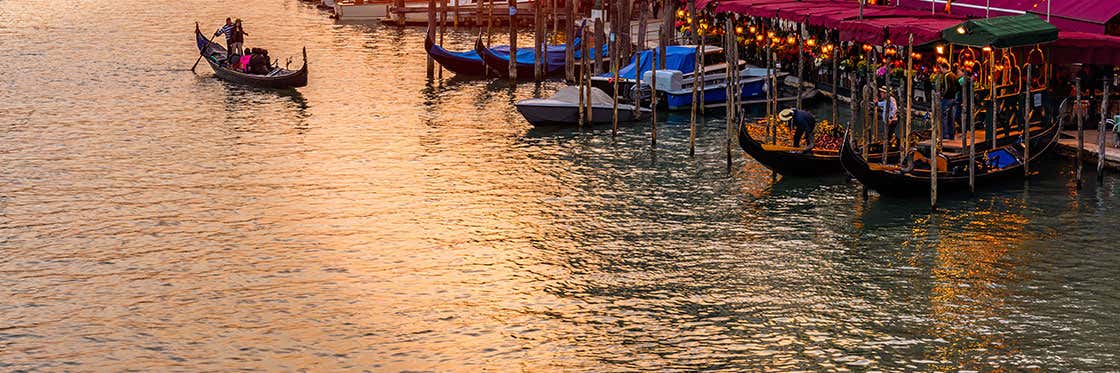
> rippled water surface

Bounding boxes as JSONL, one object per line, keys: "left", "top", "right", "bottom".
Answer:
{"left": 2, "top": 0, "right": 1120, "bottom": 371}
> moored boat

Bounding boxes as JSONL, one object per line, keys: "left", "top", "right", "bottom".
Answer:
{"left": 840, "top": 112, "right": 1062, "bottom": 197}
{"left": 194, "top": 24, "right": 308, "bottom": 88}
{"left": 424, "top": 32, "right": 509, "bottom": 76}
{"left": 739, "top": 118, "right": 896, "bottom": 176}
{"left": 515, "top": 86, "right": 650, "bottom": 126}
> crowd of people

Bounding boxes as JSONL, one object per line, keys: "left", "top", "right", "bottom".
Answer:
{"left": 214, "top": 18, "right": 274, "bottom": 75}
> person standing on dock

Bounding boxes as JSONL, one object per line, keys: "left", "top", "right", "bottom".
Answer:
{"left": 779, "top": 108, "right": 816, "bottom": 150}
{"left": 938, "top": 63, "right": 961, "bottom": 140}
{"left": 878, "top": 87, "right": 899, "bottom": 147}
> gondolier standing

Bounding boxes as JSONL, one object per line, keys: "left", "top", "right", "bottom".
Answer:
{"left": 214, "top": 18, "right": 236, "bottom": 61}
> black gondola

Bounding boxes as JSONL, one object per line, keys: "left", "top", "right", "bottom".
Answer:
{"left": 840, "top": 118, "right": 1061, "bottom": 197}
{"left": 475, "top": 37, "right": 544, "bottom": 79}
{"left": 738, "top": 122, "right": 897, "bottom": 177}
{"left": 194, "top": 24, "right": 308, "bottom": 88}
{"left": 424, "top": 32, "right": 493, "bottom": 76}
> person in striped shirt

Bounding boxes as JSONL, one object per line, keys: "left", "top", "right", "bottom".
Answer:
{"left": 214, "top": 18, "right": 236, "bottom": 62}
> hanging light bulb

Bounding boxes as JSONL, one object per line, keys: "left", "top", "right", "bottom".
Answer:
{"left": 749, "top": 26, "right": 757, "bottom": 34}
{"left": 735, "top": 26, "right": 744, "bottom": 34}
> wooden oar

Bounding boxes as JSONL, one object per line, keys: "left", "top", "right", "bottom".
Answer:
{"left": 192, "top": 22, "right": 219, "bottom": 73}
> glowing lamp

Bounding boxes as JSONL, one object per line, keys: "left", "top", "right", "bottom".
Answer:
{"left": 787, "top": 36, "right": 797, "bottom": 45}
{"left": 767, "top": 31, "right": 775, "bottom": 38}
{"left": 756, "top": 34, "right": 764, "bottom": 42}
{"left": 911, "top": 52, "right": 922, "bottom": 59}
{"left": 935, "top": 45, "right": 945, "bottom": 55}
{"left": 982, "top": 46, "right": 992, "bottom": 52}
{"left": 749, "top": 26, "right": 757, "bottom": 33}
{"left": 807, "top": 38, "right": 817, "bottom": 47}
{"left": 956, "top": 26, "right": 967, "bottom": 34}
{"left": 735, "top": 26, "right": 744, "bottom": 34}
{"left": 862, "top": 44, "right": 873, "bottom": 52}
{"left": 677, "top": 9, "right": 686, "bottom": 17}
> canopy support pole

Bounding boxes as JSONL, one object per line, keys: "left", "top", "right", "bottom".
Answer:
{"left": 903, "top": 34, "right": 913, "bottom": 167}
{"left": 796, "top": 22, "right": 804, "bottom": 110}
{"left": 832, "top": 31, "right": 839, "bottom": 129}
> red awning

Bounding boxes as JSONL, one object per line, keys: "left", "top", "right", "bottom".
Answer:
{"left": 835, "top": 11, "right": 961, "bottom": 45}
{"left": 896, "top": 0, "right": 1120, "bottom": 33}
{"left": 1050, "top": 31, "right": 1120, "bottom": 66}
{"left": 738, "top": 0, "right": 835, "bottom": 18}
{"left": 713, "top": 0, "right": 795, "bottom": 15}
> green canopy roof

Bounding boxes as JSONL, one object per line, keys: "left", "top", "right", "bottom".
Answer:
{"left": 941, "top": 14, "right": 1059, "bottom": 48}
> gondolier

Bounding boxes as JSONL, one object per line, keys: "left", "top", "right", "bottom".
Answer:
{"left": 214, "top": 18, "right": 236, "bottom": 60}
{"left": 779, "top": 108, "right": 816, "bottom": 149}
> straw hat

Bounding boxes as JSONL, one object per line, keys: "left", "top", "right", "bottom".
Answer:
{"left": 778, "top": 108, "right": 794, "bottom": 122}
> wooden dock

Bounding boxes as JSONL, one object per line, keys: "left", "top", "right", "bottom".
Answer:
{"left": 1056, "top": 130, "right": 1120, "bottom": 170}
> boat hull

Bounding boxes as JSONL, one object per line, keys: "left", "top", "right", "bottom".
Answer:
{"left": 839, "top": 122, "right": 1061, "bottom": 197}
{"left": 195, "top": 27, "right": 307, "bottom": 88}
{"left": 660, "top": 77, "right": 766, "bottom": 111}
{"left": 516, "top": 102, "right": 646, "bottom": 126}
{"left": 424, "top": 34, "right": 493, "bottom": 76}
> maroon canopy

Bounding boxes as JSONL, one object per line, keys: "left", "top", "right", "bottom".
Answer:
{"left": 837, "top": 12, "right": 961, "bottom": 45}
{"left": 1050, "top": 31, "right": 1120, "bottom": 66}
{"left": 713, "top": 0, "right": 797, "bottom": 15}
{"left": 896, "top": 0, "right": 1120, "bottom": 33}
{"left": 738, "top": 0, "right": 835, "bottom": 18}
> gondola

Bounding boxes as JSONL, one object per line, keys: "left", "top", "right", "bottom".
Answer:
{"left": 839, "top": 116, "right": 1062, "bottom": 197}
{"left": 424, "top": 31, "right": 511, "bottom": 76}
{"left": 474, "top": 37, "right": 563, "bottom": 79}
{"left": 738, "top": 122, "right": 895, "bottom": 176}
{"left": 194, "top": 24, "right": 308, "bottom": 88}
{"left": 474, "top": 34, "right": 603, "bottom": 79}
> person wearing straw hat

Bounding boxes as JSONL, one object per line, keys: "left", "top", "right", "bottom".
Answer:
{"left": 779, "top": 108, "right": 816, "bottom": 149}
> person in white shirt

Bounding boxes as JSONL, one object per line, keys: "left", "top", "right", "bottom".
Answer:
{"left": 877, "top": 87, "right": 899, "bottom": 147}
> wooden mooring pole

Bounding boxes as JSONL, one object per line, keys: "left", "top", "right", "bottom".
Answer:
{"left": 967, "top": 76, "right": 975, "bottom": 192}
{"left": 565, "top": 0, "right": 575, "bottom": 82}
{"left": 1099, "top": 79, "right": 1111, "bottom": 181}
{"left": 689, "top": 0, "right": 700, "bottom": 156}
{"left": 584, "top": 26, "right": 593, "bottom": 124}
{"left": 651, "top": 28, "right": 659, "bottom": 147}
{"left": 932, "top": 82, "right": 941, "bottom": 209}
{"left": 1024, "top": 67, "right": 1031, "bottom": 177}
{"left": 507, "top": 0, "right": 517, "bottom": 81}
{"left": 1076, "top": 78, "right": 1083, "bottom": 189}
{"left": 534, "top": 0, "right": 543, "bottom": 81}
{"left": 903, "top": 34, "right": 913, "bottom": 166}
{"left": 427, "top": 0, "right": 437, "bottom": 76}
{"left": 612, "top": 31, "right": 620, "bottom": 137}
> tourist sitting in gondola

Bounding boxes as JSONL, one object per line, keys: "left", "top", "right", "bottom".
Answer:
{"left": 778, "top": 108, "right": 816, "bottom": 150}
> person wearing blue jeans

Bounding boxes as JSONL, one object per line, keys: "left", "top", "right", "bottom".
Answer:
{"left": 938, "top": 64, "right": 961, "bottom": 140}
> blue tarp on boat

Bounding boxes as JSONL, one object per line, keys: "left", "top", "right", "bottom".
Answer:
{"left": 612, "top": 46, "right": 700, "bottom": 80}
{"left": 492, "top": 39, "right": 607, "bottom": 66}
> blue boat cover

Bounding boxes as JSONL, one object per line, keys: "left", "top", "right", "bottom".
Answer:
{"left": 987, "top": 149, "right": 1019, "bottom": 168}
{"left": 611, "top": 46, "right": 700, "bottom": 80}
{"left": 491, "top": 39, "right": 608, "bottom": 66}
{"left": 444, "top": 45, "right": 511, "bottom": 61}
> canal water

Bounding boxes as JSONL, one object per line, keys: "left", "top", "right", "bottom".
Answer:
{"left": 2, "top": 0, "right": 1118, "bottom": 371}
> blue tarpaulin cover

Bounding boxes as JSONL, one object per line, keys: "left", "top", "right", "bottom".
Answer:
{"left": 612, "top": 46, "right": 700, "bottom": 80}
